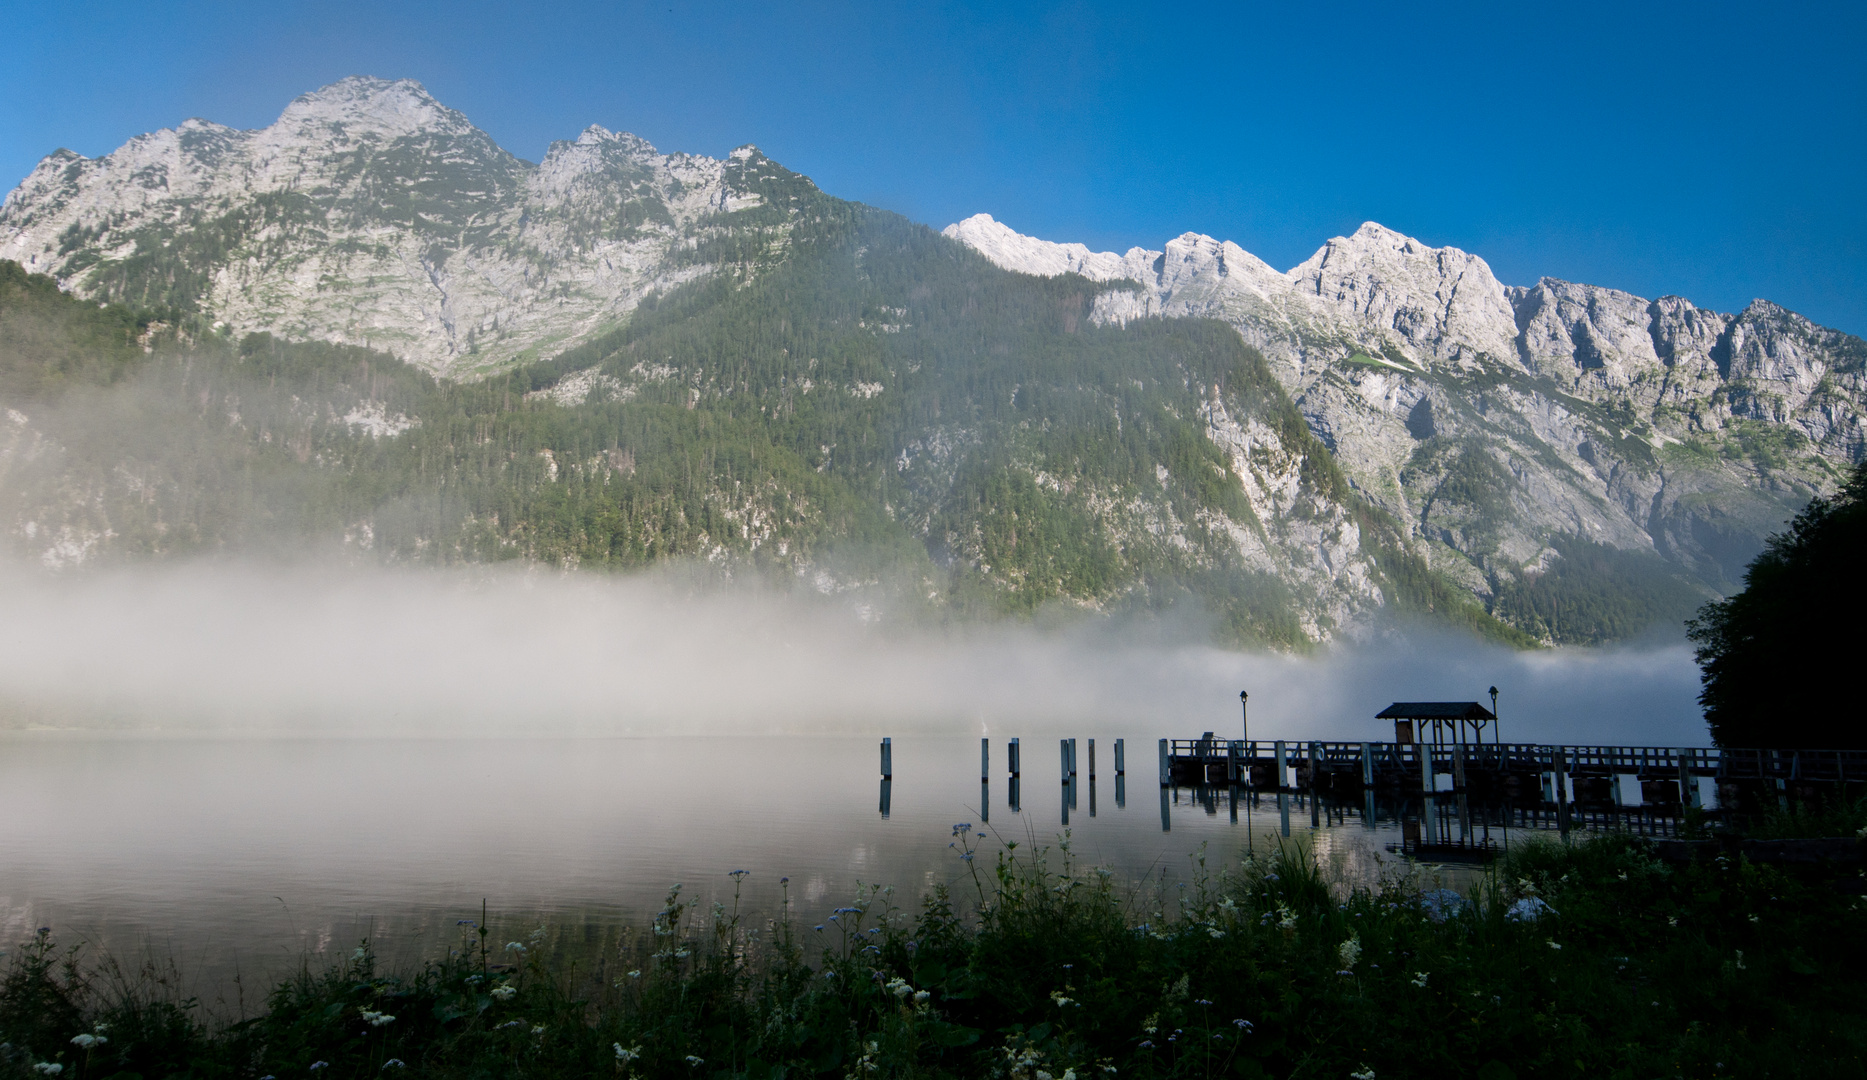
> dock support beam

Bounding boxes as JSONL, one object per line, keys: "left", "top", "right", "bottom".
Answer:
{"left": 981, "top": 738, "right": 989, "bottom": 782}
{"left": 1158, "top": 738, "right": 1170, "bottom": 786}
{"left": 1009, "top": 738, "right": 1020, "bottom": 779}
{"left": 1554, "top": 746, "right": 1570, "bottom": 836}
{"left": 881, "top": 737, "right": 892, "bottom": 780}
{"left": 1115, "top": 738, "right": 1125, "bottom": 775}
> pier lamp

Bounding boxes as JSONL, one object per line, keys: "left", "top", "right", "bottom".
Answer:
{"left": 1489, "top": 686, "right": 1499, "bottom": 745}
{"left": 1239, "top": 690, "right": 1248, "bottom": 745}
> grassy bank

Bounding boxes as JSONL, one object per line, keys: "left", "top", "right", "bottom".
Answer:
{"left": 3, "top": 829, "right": 1863, "bottom": 1079}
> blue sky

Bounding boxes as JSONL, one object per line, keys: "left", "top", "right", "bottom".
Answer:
{"left": 4, "top": 1, "right": 1863, "bottom": 332}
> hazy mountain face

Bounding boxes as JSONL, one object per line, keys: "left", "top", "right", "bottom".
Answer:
{"left": 945, "top": 215, "right": 1867, "bottom": 636}
{"left": 3, "top": 78, "right": 1858, "bottom": 647}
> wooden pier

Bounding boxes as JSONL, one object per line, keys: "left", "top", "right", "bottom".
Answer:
{"left": 1161, "top": 736, "right": 1867, "bottom": 815}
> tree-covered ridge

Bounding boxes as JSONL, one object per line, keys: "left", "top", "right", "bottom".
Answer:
{"left": 0, "top": 192, "right": 1536, "bottom": 649}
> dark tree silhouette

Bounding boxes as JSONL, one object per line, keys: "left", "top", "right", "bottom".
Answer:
{"left": 1688, "top": 461, "right": 1867, "bottom": 748}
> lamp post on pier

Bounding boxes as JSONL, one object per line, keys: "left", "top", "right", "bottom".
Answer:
{"left": 1489, "top": 686, "right": 1500, "bottom": 745}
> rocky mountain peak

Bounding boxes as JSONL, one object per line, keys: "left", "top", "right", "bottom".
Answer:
{"left": 271, "top": 76, "right": 464, "bottom": 142}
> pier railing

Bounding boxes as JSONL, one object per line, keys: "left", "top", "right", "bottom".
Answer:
{"left": 1161, "top": 738, "right": 1867, "bottom": 804}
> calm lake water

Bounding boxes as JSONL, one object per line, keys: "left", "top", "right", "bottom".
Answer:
{"left": 2, "top": 734, "right": 1473, "bottom": 1001}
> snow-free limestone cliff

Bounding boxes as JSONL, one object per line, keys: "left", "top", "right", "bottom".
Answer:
{"left": 0, "top": 77, "right": 786, "bottom": 376}
{"left": 944, "top": 213, "right": 1867, "bottom": 620}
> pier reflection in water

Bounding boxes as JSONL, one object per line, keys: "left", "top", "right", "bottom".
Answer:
{"left": 4, "top": 733, "right": 1543, "bottom": 1001}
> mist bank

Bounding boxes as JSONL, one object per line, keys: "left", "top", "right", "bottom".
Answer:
{"left": 0, "top": 560, "right": 1706, "bottom": 744}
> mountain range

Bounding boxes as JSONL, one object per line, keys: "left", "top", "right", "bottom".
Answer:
{"left": 3, "top": 76, "right": 1861, "bottom": 647}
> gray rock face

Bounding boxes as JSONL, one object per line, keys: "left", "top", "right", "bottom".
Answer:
{"left": 945, "top": 214, "right": 1867, "bottom": 616}
{"left": 0, "top": 77, "right": 770, "bottom": 376}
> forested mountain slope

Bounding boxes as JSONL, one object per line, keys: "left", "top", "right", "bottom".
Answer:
{"left": 2, "top": 187, "right": 1512, "bottom": 645}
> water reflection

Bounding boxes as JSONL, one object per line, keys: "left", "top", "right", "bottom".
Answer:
{"left": 1, "top": 733, "right": 1583, "bottom": 1002}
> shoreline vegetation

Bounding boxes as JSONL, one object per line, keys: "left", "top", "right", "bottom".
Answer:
{"left": 4, "top": 821, "right": 1864, "bottom": 1080}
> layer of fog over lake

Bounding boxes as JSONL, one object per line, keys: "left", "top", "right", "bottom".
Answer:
{"left": 0, "top": 560, "right": 1704, "bottom": 999}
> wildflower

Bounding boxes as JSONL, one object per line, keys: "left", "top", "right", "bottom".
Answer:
{"left": 490, "top": 983, "right": 517, "bottom": 1000}
{"left": 674, "top": 949, "right": 690, "bottom": 958}
{"left": 1547, "top": 940, "right": 1562, "bottom": 951}
{"left": 1142, "top": 1013, "right": 1159, "bottom": 1034}
{"left": 1351, "top": 1067, "right": 1377, "bottom": 1080}
{"left": 311, "top": 1064, "right": 329, "bottom": 1071}
{"left": 914, "top": 990, "right": 931, "bottom": 1005}
{"left": 1233, "top": 1019, "right": 1252, "bottom": 1029}
{"left": 70, "top": 1034, "right": 106, "bottom": 1049}
{"left": 1411, "top": 972, "right": 1429, "bottom": 988}
{"left": 1419, "top": 889, "right": 1464, "bottom": 922}
{"left": 684, "top": 1055, "right": 705, "bottom": 1067}
{"left": 1138, "top": 1041, "right": 1154, "bottom": 1049}
{"left": 1748, "top": 914, "right": 1760, "bottom": 924}
{"left": 352, "top": 946, "right": 368, "bottom": 961}
{"left": 360, "top": 1009, "right": 395, "bottom": 1027}
{"left": 1506, "top": 898, "right": 1554, "bottom": 922}
{"left": 730, "top": 869, "right": 749, "bottom": 878}
{"left": 505, "top": 942, "right": 526, "bottom": 952}
{"left": 1338, "top": 934, "right": 1362, "bottom": 968}
{"left": 1193, "top": 998, "right": 1212, "bottom": 1006}
{"left": 1667, "top": 916, "right": 1678, "bottom": 927}
{"left": 615, "top": 1044, "right": 642, "bottom": 1063}
{"left": 888, "top": 976, "right": 913, "bottom": 998}
{"left": 32, "top": 1065, "right": 62, "bottom": 1076}
{"left": 1051, "top": 991, "right": 1077, "bottom": 1007}
{"left": 531, "top": 1025, "right": 546, "bottom": 1036}
{"left": 1207, "top": 927, "right": 1225, "bottom": 939}
{"left": 1735, "top": 950, "right": 1746, "bottom": 970}
{"left": 814, "top": 925, "right": 824, "bottom": 931}
{"left": 628, "top": 969, "right": 642, "bottom": 979}
{"left": 498, "top": 1021, "right": 523, "bottom": 1029}
{"left": 381, "top": 1061, "right": 405, "bottom": 1071}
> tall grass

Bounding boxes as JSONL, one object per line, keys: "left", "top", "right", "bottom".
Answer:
{"left": 3, "top": 830, "right": 1862, "bottom": 1078}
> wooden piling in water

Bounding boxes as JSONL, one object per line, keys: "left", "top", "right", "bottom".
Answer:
{"left": 881, "top": 737, "right": 892, "bottom": 780}
{"left": 981, "top": 738, "right": 989, "bottom": 782}
{"left": 1088, "top": 738, "right": 1096, "bottom": 780}
{"left": 1158, "top": 738, "right": 1170, "bottom": 786}
{"left": 1009, "top": 737, "right": 1020, "bottom": 778}
{"left": 1061, "top": 739, "right": 1070, "bottom": 784}
{"left": 1115, "top": 738, "right": 1125, "bottom": 775}
{"left": 1555, "top": 746, "right": 1571, "bottom": 835}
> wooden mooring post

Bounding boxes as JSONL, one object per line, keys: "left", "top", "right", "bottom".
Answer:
{"left": 880, "top": 737, "right": 892, "bottom": 780}
{"left": 1158, "top": 738, "right": 1170, "bottom": 786}
{"left": 1115, "top": 738, "right": 1125, "bottom": 775}
{"left": 1009, "top": 737, "right": 1020, "bottom": 778}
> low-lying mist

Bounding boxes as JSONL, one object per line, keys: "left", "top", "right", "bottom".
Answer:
{"left": 0, "top": 560, "right": 1707, "bottom": 745}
